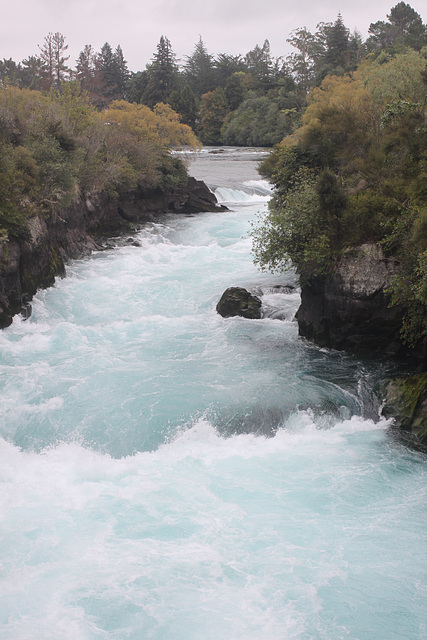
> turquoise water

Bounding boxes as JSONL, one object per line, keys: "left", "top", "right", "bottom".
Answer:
{"left": 0, "top": 148, "right": 426, "bottom": 639}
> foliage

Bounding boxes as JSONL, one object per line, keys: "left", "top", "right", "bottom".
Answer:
{"left": 0, "top": 85, "right": 194, "bottom": 239}
{"left": 367, "top": 2, "right": 427, "bottom": 52}
{"left": 221, "top": 96, "right": 296, "bottom": 147}
{"left": 143, "top": 36, "right": 179, "bottom": 107}
{"left": 183, "top": 37, "right": 217, "bottom": 97}
{"left": 38, "top": 32, "right": 70, "bottom": 90}
{"left": 199, "top": 88, "right": 228, "bottom": 145}
{"left": 253, "top": 44, "right": 427, "bottom": 344}
{"left": 252, "top": 169, "right": 339, "bottom": 280}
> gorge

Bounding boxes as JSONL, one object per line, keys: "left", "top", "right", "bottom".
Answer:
{"left": 1, "top": 148, "right": 426, "bottom": 639}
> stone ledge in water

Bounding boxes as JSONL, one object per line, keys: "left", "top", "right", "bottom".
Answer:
{"left": 216, "top": 287, "right": 262, "bottom": 319}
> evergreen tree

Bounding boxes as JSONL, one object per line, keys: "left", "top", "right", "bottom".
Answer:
{"left": 97, "top": 42, "right": 128, "bottom": 104}
{"left": 20, "top": 56, "right": 44, "bottom": 90}
{"left": 38, "top": 32, "right": 70, "bottom": 89}
{"left": 168, "top": 85, "right": 199, "bottom": 130}
{"left": 143, "top": 36, "right": 178, "bottom": 107}
{"left": 367, "top": 2, "right": 427, "bottom": 51}
{"left": 126, "top": 71, "right": 149, "bottom": 104}
{"left": 114, "top": 45, "right": 129, "bottom": 97}
{"left": 245, "top": 40, "right": 278, "bottom": 90}
{"left": 76, "top": 45, "right": 96, "bottom": 92}
{"left": 325, "top": 14, "right": 350, "bottom": 67}
{"left": 0, "top": 59, "right": 21, "bottom": 87}
{"left": 98, "top": 42, "right": 117, "bottom": 102}
{"left": 184, "top": 37, "right": 217, "bottom": 97}
{"left": 214, "top": 53, "right": 246, "bottom": 86}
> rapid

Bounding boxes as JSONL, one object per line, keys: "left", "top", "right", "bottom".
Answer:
{"left": 0, "top": 147, "right": 426, "bottom": 639}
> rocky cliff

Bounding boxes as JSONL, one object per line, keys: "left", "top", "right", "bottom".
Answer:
{"left": 382, "top": 373, "right": 427, "bottom": 445}
{"left": 296, "top": 243, "right": 406, "bottom": 356}
{"left": 0, "top": 177, "right": 225, "bottom": 328}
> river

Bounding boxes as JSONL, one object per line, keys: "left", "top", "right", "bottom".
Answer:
{"left": 0, "top": 147, "right": 426, "bottom": 639}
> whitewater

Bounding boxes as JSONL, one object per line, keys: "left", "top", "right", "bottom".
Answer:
{"left": 0, "top": 147, "right": 426, "bottom": 639}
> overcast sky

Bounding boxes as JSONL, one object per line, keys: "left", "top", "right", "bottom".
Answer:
{"left": 2, "top": 0, "right": 426, "bottom": 72}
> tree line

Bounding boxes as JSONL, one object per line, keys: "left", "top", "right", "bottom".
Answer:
{"left": 251, "top": 15, "right": 427, "bottom": 345}
{"left": 1, "top": 2, "right": 426, "bottom": 146}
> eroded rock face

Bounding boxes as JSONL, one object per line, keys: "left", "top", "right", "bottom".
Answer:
{"left": 382, "top": 373, "right": 427, "bottom": 444}
{"left": 216, "top": 287, "right": 262, "bottom": 319}
{"left": 0, "top": 177, "right": 225, "bottom": 328}
{"left": 296, "top": 243, "right": 404, "bottom": 355}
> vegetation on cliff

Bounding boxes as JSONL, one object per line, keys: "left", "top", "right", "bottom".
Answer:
{"left": 252, "top": 40, "right": 427, "bottom": 347}
{"left": 0, "top": 84, "right": 198, "bottom": 243}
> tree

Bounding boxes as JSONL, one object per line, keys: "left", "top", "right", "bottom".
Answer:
{"left": 143, "top": 36, "right": 178, "bottom": 107}
{"left": 0, "top": 59, "right": 21, "bottom": 87}
{"left": 20, "top": 56, "right": 44, "bottom": 90}
{"left": 224, "top": 72, "right": 251, "bottom": 111}
{"left": 286, "top": 27, "right": 318, "bottom": 90}
{"left": 367, "top": 2, "right": 427, "bottom": 51}
{"left": 199, "top": 88, "right": 228, "bottom": 144}
{"left": 168, "top": 85, "right": 199, "bottom": 130}
{"left": 214, "top": 53, "right": 246, "bottom": 86}
{"left": 245, "top": 40, "right": 278, "bottom": 90}
{"left": 76, "top": 45, "right": 98, "bottom": 94}
{"left": 38, "top": 32, "right": 70, "bottom": 89}
{"left": 114, "top": 45, "right": 129, "bottom": 98}
{"left": 325, "top": 13, "right": 350, "bottom": 68}
{"left": 222, "top": 95, "right": 296, "bottom": 147}
{"left": 126, "top": 70, "right": 149, "bottom": 104}
{"left": 184, "top": 37, "right": 217, "bottom": 97}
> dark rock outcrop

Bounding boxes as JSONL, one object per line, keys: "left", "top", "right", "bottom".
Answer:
{"left": 382, "top": 373, "right": 427, "bottom": 444}
{"left": 0, "top": 177, "right": 225, "bottom": 328}
{"left": 216, "top": 287, "right": 262, "bottom": 319}
{"left": 296, "top": 243, "right": 404, "bottom": 355}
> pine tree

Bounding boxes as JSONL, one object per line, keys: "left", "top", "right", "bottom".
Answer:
{"left": 325, "top": 14, "right": 350, "bottom": 68}
{"left": 20, "top": 56, "right": 44, "bottom": 90}
{"left": 114, "top": 45, "right": 129, "bottom": 98}
{"left": 76, "top": 45, "right": 96, "bottom": 91}
{"left": 38, "top": 32, "right": 70, "bottom": 89}
{"left": 245, "top": 40, "right": 277, "bottom": 90}
{"left": 143, "top": 36, "right": 178, "bottom": 107}
{"left": 184, "top": 37, "right": 216, "bottom": 97}
{"left": 367, "top": 2, "right": 427, "bottom": 52}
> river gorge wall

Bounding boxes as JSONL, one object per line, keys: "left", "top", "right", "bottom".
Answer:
{"left": 297, "top": 243, "right": 406, "bottom": 356}
{"left": 0, "top": 177, "right": 224, "bottom": 328}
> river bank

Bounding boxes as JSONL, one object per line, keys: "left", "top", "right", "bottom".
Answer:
{"left": 0, "top": 176, "right": 224, "bottom": 328}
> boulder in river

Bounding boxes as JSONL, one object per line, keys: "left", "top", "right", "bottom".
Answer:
{"left": 216, "top": 287, "right": 262, "bottom": 319}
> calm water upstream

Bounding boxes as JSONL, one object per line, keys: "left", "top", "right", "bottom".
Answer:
{"left": 0, "top": 147, "right": 426, "bottom": 639}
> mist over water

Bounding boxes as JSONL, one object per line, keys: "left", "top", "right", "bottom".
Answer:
{"left": 1, "top": 148, "right": 426, "bottom": 639}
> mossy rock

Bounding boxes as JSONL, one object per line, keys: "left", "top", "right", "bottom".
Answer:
{"left": 216, "top": 287, "right": 262, "bottom": 319}
{"left": 382, "top": 373, "right": 427, "bottom": 443}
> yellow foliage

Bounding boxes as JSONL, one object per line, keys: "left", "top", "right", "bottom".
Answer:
{"left": 304, "top": 74, "right": 377, "bottom": 132}
{"left": 103, "top": 101, "right": 200, "bottom": 149}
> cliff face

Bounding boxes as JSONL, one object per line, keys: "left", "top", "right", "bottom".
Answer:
{"left": 382, "top": 373, "right": 427, "bottom": 445}
{"left": 0, "top": 177, "right": 224, "bottom": 328}
{"left": 296, "top": 243, "right": 405, "bottom": 356}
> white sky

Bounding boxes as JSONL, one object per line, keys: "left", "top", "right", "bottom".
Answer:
{"left": 1, "top": 0, "right": 426, "bottom": 72}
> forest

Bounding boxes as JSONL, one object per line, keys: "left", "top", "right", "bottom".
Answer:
{"left": 0, "top": 2, "right": 425, "bottom": 146}
{"left": 0, "top": 2, "right": 426, "bottom": 346}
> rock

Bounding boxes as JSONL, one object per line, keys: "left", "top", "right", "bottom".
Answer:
{"left": 296, "top": 242, "right": 404, "bottom": 355}
{"left": 0, "top": 176, "right": 223, "bottom": 328}
{"left": 382, "top": 373, "right": 427, "bottom": 444}
{"left": 216, "top": 287, "right": 262, "bottom": 319}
